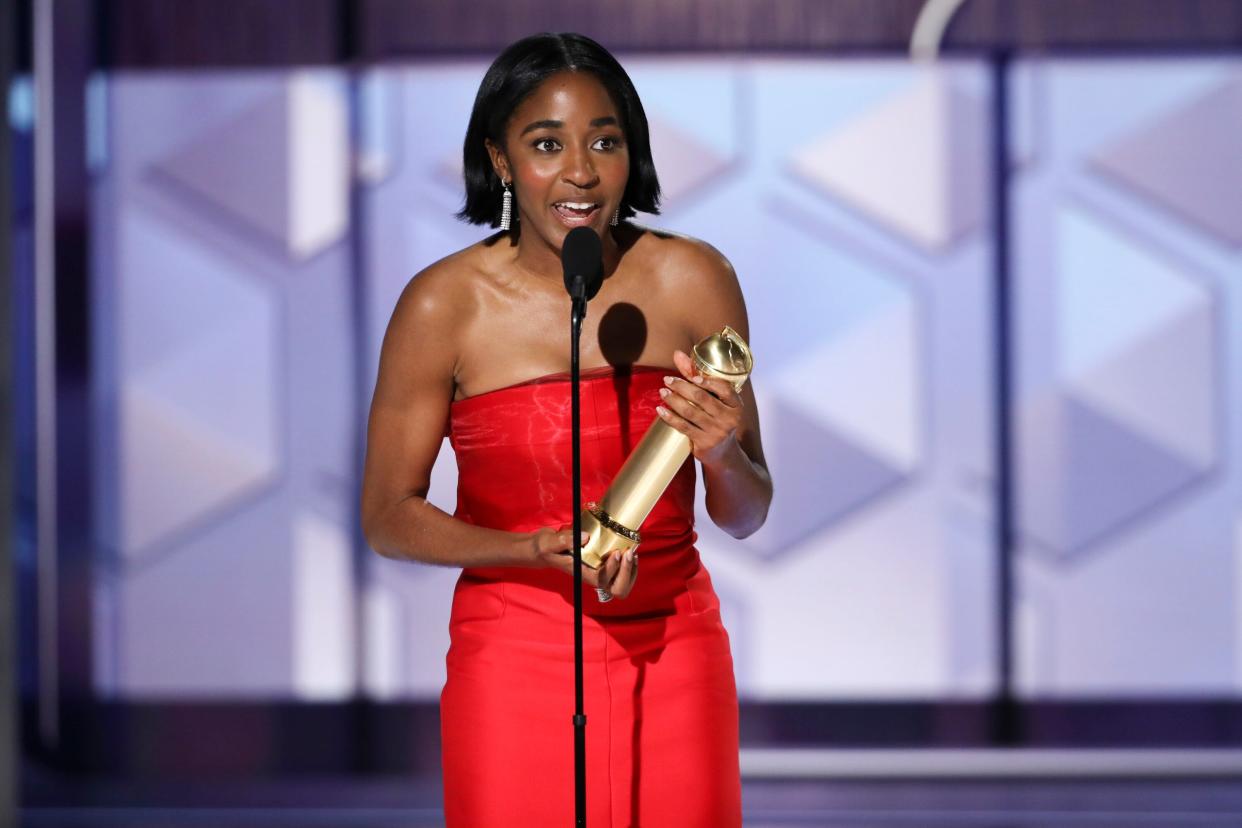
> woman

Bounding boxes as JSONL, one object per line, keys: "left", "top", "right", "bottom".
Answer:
{"left": 361, "top": 32, "right": 771, "bottom": 827}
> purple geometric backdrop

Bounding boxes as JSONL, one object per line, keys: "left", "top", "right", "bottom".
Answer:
{"left": 84, "top": 57, "right": 1241, "bottom": 702}
{"left": 91, "top": 72, "right": 357, "bottom": 697}
{"left": 1011, "top": 59, "right": 1241, "bottom": 695}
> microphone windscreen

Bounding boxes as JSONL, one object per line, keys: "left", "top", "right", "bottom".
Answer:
{"left": 561, "top": 227, "right": 603, "bottom": 301}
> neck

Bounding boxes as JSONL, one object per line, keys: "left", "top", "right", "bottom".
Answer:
{"left": 511, "top": 223, "right": 621, "bottom": 289}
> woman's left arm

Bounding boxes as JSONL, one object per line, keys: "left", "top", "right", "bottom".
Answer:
{"left": 655, "top": 242, "right": 772, "bottom": 538}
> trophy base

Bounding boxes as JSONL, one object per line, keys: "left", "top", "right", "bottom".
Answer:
{"left": 579, "top": 503, "right": 640, "bottom": 569}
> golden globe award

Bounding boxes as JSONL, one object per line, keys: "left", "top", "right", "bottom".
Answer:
{"left": 580, "top": 326, "right": 753, "bottom": 568}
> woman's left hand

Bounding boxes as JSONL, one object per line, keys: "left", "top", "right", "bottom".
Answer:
{"left": 656, "top": 349, "right": 745, "bottom": 469}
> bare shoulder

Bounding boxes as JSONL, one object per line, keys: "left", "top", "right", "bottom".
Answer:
{"left": 629, "top": 226, "right": 747, "bottom": 338}
{"left": 377, "top": 239, "right": 504, "bottom": 392}
{"left": 634, "top": 227, "right": 737, "bottom": 291}
{"left": 389, "top": 243, "right": 485, "bottom": 331}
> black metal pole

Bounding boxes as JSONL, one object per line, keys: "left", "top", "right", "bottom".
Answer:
{"left": 1, "top": 0, "right": 18, "bottom": 816}
{"left": 33, "top": 0, "right": 95, "bottom": 763}
{"left": 570, "top": 294, "right": 587, "bottom": 827}
{"left": 991, "top": 50, "right": 1019, "bottom": 745}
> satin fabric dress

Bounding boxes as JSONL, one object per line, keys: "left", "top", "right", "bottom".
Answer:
{"left": 440, "top": 365, "right": 742, "bottom": 828}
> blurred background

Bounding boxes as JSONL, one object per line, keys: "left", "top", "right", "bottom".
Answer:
{"left": 3, "top": 1, "right": 1242, "bottom": 826}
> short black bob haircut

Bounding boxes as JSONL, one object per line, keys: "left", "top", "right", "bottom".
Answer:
{"left": 457, "top": 32, "right": 661, "bottom": 227}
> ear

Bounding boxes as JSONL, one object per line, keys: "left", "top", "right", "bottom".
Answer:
{"left": 484, "top": 138, "right": 510, "bottom": 185}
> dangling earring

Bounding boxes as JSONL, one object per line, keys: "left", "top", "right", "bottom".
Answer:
{"left": 610, "top": 205, "right": 620, "bottom": 227}
{"left": 500, "top": 180, "right": 513, "bottom": 231}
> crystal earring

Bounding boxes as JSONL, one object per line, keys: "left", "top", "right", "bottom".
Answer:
{"left": 500, "top": 180, "right": 513, "bottom": 231}
{"left": 610, "top": 205, "right": 620, "bottom": 227}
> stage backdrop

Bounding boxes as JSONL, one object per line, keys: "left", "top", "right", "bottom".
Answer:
{"left": 1009, "top": 60, "right": 1242, "bottom": 695}
{"left": 84, "top": 56, "right": 1241, "bottom": 701}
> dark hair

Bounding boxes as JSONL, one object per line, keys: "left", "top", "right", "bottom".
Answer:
{"left": 457, "top": 32, "right": 661, "bottom": 227}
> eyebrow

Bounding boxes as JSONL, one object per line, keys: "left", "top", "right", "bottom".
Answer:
{"left": 518, "top": 116, "right": 619, "bottom": 136}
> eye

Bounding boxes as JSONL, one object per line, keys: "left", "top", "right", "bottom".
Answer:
{"left": 592, "top": 135, "right": 623, "bottom": 151}
{"left": 532, "top": 137, "right": 560, "bottom": 152}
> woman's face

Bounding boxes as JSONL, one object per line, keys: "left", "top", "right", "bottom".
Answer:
{"left": 491, "top": 70, "right": 630, "bottom": 248}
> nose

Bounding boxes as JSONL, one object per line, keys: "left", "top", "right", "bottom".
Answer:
{"left": 562, "top": 145, "right": 599, "bottom": 189}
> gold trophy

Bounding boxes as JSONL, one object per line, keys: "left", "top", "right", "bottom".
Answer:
{"left": 580, "top": 326, "right": 753, "bottom": 568}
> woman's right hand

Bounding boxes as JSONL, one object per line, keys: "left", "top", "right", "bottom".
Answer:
{"left": 528, "top": 525, "right": 637, "bottom": 599}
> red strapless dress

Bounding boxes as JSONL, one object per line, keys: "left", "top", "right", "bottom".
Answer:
{"left": 441, "top": 365, "right": 741, "bottom": 828}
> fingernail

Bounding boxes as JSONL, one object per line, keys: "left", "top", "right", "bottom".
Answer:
{"left": 580, "top": 532, "right": 590, "bottom": 545}
{"left": 656, "top": 405, "right": 669, "bottom": 417}
{"left": 691, "top": 375, "right": 704, "bottom": 385}
{"left": 658, "top": 387, "right": 669, "bottom": 399}
{"left": 663, "top": 375, "right": 675, "bottom": 385}
{"left": 626, "top": 549, "right": 635, "bottom": 563}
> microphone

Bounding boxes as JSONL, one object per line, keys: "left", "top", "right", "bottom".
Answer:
{"left": 561, "top": 226, "right": 603, "bottom": 304}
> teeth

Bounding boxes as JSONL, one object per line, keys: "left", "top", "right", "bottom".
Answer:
{"left": 556, "top": 202, "right": 596, "bottom": 210}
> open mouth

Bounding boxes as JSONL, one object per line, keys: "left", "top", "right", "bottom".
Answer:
{"left": 552, "top": 201, "right": 602, "bottom": 226}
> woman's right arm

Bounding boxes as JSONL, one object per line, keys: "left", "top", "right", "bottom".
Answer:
{"left": 361, "top": 266, "right": 631, "bottom": 593}
{"left": 361, "top": 268, "right": 543, "bottom": 568}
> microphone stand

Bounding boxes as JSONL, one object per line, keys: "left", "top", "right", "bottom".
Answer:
{"left": 569, "top": 277, "right": 588, "bottom": 828}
